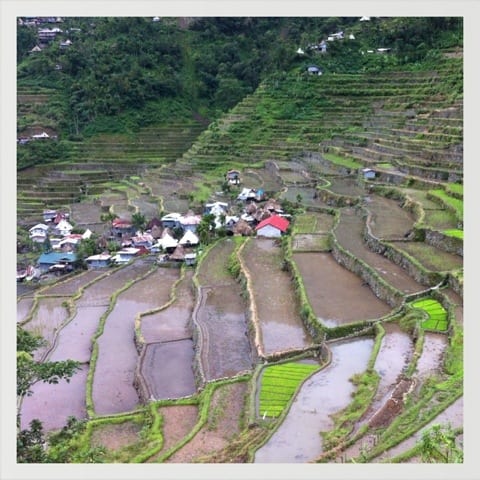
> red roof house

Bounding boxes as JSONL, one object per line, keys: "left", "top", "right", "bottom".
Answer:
{"left": 255, "top": 215, "right": 290, "bottom": 237}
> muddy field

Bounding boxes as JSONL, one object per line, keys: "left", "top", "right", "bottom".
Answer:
{"left": 195, "top": 239, "right": 253, "bottom": 380}
{"left": 93, "top": 266, "right": 179, "bottom": 415}
{"left": 335, "top": 208, "right": 426, "bottom": 294}
{"left": 165, "top": 381, "right": 248, "bottom": 463}
{"left": 365, "top": 194, "right": 416, "bottom": 239}
{"left": 293, "top": 252, "right": 392, "bottom": 327}
{"left": 240, "top": 238, "right": 312, "bottom": 354}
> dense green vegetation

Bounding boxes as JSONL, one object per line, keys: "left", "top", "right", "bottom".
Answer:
{"left": 17, "top": 16, "right": 462, "bottom": 169}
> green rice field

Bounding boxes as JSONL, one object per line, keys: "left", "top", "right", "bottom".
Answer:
{"left": 411, "top": 297, "right": 448, "bottom": 331}
{"left": 258, "top": 361, "right": 320, "bottom": 418}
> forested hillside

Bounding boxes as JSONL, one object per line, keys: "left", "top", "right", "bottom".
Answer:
{"left": 17, "top": 16, "right": 462, "bottom": 169}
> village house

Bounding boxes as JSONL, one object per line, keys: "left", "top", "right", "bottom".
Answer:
{"left": 204, "top": 201, "right": 229, "bottom": 216}
{"left": 237, "top": 187, "right": 264, "bottom": 202}
{"left": 160, "top": 212, "right": 182, "bottom": 229}
{"left": 43, "top": 209, "right": 58, "bottom": 223}
{"left": 53, "top": 218, "right": 73, "bottom": 237}
{"left": 37, "top": 251, "right": 78, "bottom": 273}
{"left": 31, "top": 131, "right": 50, "bottom": 140}
{"left": 112, "top": 247, "right": 141, "bottom": 264}
{"left": 29, "top": 223, "right": 49, "bottom": 241}
{"left": 85, "top": 253, "right": 113, "bottom": 269}
{"left": 185, "top": 253, "right": 197, "bottom": 266}
{"left": 111, "top": 218, "right": 136, "bottom": 238}
{"left": 56, "top": 234, "right": 83, "bottom": 251}
{"left": 179, "top": 213, "right": 202, "bottom": 232}
{"left": 131, "top": 232, "right": 154, "bottom": 249}
{"left": 307, "top": 65, "right": 323, "bottom": 75}
{"left": 158, "top": 230, "right": 178, "bottom": 253}
{"left": 362, "top": 168, "right": 376, "bottom": 180}
{"left": 255, "top": 215, "right": 290, "bottom": 238}
{"left": 226, "top": 169, "right": 241, "bottom": 185}
{"left": 327, "top": 31, "right": 344, "bottom": 41}
{"left": 179, "top": 230, "right": 199, "bottom": 247}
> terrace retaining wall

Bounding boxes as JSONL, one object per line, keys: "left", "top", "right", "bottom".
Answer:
{"left": 424, "top": 229, "right": 463, "bottom": 257}
{"left": 362, "top": 207, "right": 445, "bottom": 287}
{"left": 329, "top": 232, "right": 405, "bottom": 308}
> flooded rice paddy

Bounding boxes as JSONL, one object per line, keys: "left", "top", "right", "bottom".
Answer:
{"left": 369, "top": 322, "right": 414, "bottom": 413}
{"left": 22, "top": 297, "right": 69, "bottom": 361}
{"left": 93, "top": 266, "right": 179, "bottom": 415}
{"left": 195, "top": 286, "right": 253, "bottom": 380}
{"left": 365, "top": 194, "right": 416, "bottom": 240}
{"left": 142, "top": 340, "right": 196, "bottom": 399}
{"left": 17, "top": 296, "right": 34, "bottom": 323}
{"left": 254, "top": 337, "right": 374, "bottom": 463}
{"left": 293, "top": 252, "right": 391, "bottom": 327}
{"left": 415, "top": 332, "right": 448, "bottom": 380}
{"left": 241, "top": 238, "right": 312, "bottom": 354}
{"left": 20, "top": 364, "right": 89, "bottom": 431}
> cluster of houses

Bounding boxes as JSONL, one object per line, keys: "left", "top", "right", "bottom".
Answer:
{"left": 299, "top": 16, "right": 390, "bottom": 75}
{"left": 18, "top": 16, "right": 74, "bottom": 60}
{"left": 18, "top": 178, "right": 292, "bottom": 280}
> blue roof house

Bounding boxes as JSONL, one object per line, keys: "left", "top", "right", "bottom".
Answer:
{"left": 37, "top": 251, "right": 78, "bottom": 273}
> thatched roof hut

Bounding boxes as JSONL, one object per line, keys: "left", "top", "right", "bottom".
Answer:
{"left": 169, "top": 244, "right": 186, "bottom": 261}
{"left": 233, "top": 219, "right": 253, "bottom": 236}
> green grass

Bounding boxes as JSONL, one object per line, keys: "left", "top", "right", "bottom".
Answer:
{"left": 445, "top": 183, "right": 463, "bottom": 197}
{"left": 411, "top": 297, "right": 448, "bottom": 331}
{"left": 428, "top": 189, "right": 463, "bottom": 222}
{"left": 259, "top": 361, "right": 319, "bottom": 418}
{"left": 322, "top": 153, "right": 363, "bottom": 170}
{"left": 442, "top": 229, "right": 463, "bottom": 239}
{"left": 294, "top": 213, "right": 319, "bottom": 234}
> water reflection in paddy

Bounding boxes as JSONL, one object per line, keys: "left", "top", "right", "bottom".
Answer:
{"left": 255, "top": 337, "right": 374, "bottom": 463}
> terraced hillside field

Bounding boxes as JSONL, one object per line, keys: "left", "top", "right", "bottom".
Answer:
{"left": 17, "top": 53, "right": 463, "bottom": 464}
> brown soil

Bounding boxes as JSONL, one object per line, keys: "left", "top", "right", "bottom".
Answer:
{"left": 368, "top": 376, "right": 415, "bottom": 429}
{"left": 165, "top": 381, "right": 247, "bottom": 463}
{"left": 90, "top": 421, "right": 142, "bottom": 451}
{"left": 147, "top": 405, "right": 199, "bottom": 462}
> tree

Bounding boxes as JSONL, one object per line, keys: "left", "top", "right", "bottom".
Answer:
{"left": 76, "top": 236, "right": 99, "bottom": 266}
{"left": 131, "top": 212, "right": 146, "bottom": 232}
{"left": 17, "top": 326, "right": 80, "bottom": 399}
{"left": 417, "top": 424, "right": 463, "bottom": 463}
{"left": 17, "top": 327, "right": 81, "bottom": 462}
{"left": 17, "top": 419, "right": 47, "bottom": 463}
{"left": 196, "top": 213, "right": 216, "bottom": 245}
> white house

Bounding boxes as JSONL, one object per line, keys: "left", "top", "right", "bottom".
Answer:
{"left": 29, "top": 223, "right": 49, "bottom": 242}
{"left": 54, "top": 219, "right": 73, "bottom": 237}
{"left": 180, "top": 214, "right": 202, "bottom": 232}
{"left": 112, "top": 247, "right": 140, "bottom": 264}
{"left": 159, "top": 232, "right": 178, "bottom": 252}
{"left": 362, "top": 168, "right": 376, "bottom": 180}
{"left": 307, "top": 65, "right": 323, "bottom": 75}
{"left": 161, "top": 212, "right": 182, "bottom": 229}
{"left": 179, "top": 230, "right": 199, "bottom": 246}
{"left": 32, "top": 131, "right": 50, "bottom": 139}
{"left": 86, "top": 253, "right": 113, "bottom": 268}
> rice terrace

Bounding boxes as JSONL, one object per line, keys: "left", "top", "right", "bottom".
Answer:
{"left": 13, "top": 15, "right": 465, "bottom": 469}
